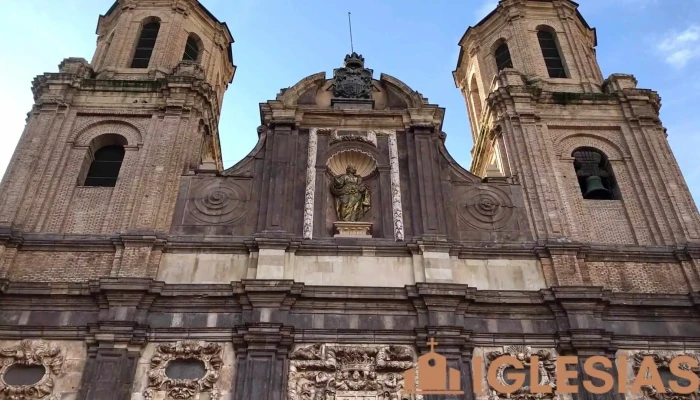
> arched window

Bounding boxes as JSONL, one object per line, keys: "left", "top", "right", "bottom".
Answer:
{"left": 130, "top": 20, "right": 160, "bottom": 68}
{"left": 537, "top": 30, "right": 567, "bottom": 78}
{"left": 81, "top": 135, "right": 128, "bottom": 187}
{"left": 495, "top": 42, "right": 513, "bottom": 71}
{"left": 182, "top": 34, "right": 201, "bottom": 62}
{"left": 572, "top": 148, "right": 620, "bottom": 200}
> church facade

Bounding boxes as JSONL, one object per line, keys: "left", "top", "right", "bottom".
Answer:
{"left": 0, "top": 0, "right": 699, "bottom": 399}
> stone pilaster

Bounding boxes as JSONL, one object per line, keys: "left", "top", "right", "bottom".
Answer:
{"left": 110, "top": 232, "right": 167, "bottom": 278}
{"left": 231, "top": 323, "right": 294, "bottom": 400}
{"left": 415, "top": 327, "right": 474, "bottom": 400}
{"left": 546, "top": 286, "right": 623, "bottom": 400}
{"left": 406, "top": 124, "right": 448, "bottom": 241}
{"left": 258, "top": 121, "right": 300, "bottom": 235}
{"left": 78, "top": 278, "right": 159, "bottom": 400}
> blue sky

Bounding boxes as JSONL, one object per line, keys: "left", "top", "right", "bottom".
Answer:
{"left": 0, "top": 0, "right": 699, "bottom": 204}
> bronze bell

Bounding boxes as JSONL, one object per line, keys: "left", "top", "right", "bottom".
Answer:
{"left": 583, "top": 175, "right": 612, "bottom": 200}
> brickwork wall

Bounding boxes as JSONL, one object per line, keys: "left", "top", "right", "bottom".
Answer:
{"left": 454, "top": 0, "right": 700, "bottom": 248}
{"left": 587, "top": 261, "right": 692, "bottom": 293}
{"left": 92, "top": 0, "right": 234, "bottom": 105}
{"left": 455, "top": 0, "right": 601, "bottom": 111}
{"left": 7, "top": 251, "right": 113, "bottom": 282}
{"left": 64, "top": 187, "right": 113, "bottom": 234}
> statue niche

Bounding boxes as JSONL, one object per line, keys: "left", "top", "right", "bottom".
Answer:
{"left": 327, "top": 150, "right": 376, "bottom": 238}
{"left": 330, "top": 165, "right": 371, "bottom": 222}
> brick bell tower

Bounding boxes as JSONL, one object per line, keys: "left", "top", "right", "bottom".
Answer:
{"left": 0, "top": 0, "right": 234, "bottom": 238}
{"left": 454, "top": 0, "right": 700, "bottom": 285}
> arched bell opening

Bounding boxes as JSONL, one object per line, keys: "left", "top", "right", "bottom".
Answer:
{"left": 572, "top": 147, "right": 621, "bottom": 200}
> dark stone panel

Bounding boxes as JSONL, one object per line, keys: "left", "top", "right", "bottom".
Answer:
{"left": 0, "top": 311, "right": 22, "bottom": 325}
{"left": 357, "top": 314, "right": 384, "bottom": 330}
{"left": 216, "top": 312, "right": 242, "bottom": 328}
{"left": 497, "top": 317, "right": 526, "bottom": 333}
{"left": 27, "top": 311, "right": 62, "bottom": 326}
{"left": 464, "top": 317, "right": 489, "bottom": 333}
{"left": 77, "top": 348, "right": 139, "bottom": 400}
{"left": 530, "top": 319, "right": 558, "bottom": 334}
{"left": 233, "top": 353, "right": 288, "bottom": 400}
{"left": 147, "top": 312, "right": 173, "bottom": 328}
{"left": 287, "top": 313, "right": 312, "bottom": 329}
{"left": 322, "top": 313, "right": 348, "bottom": 330}
{"left": 292, "top": 130, "right": 309, "bottom": 236}
{"left": 184, "top": 312, "right": 208, "bottom": 327}
{"left": 69, "top": 311, "right": 99, "bottom": 326}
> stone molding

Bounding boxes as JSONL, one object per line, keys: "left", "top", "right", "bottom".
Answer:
{"left": 0, "top": 340, "right": 64, "bottom": 400}
{"left": 2, "top": 225, "right": 698, "bottom": 262}
{"left": 143, "top": 340, "right": 223, "bottom": 400}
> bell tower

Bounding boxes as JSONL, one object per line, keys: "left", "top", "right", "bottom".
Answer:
{"left": 0, "top": 0, "right": 235, "bottom": 241}
{"left": 453, "top": 0, "right": 700, "bottom": 248}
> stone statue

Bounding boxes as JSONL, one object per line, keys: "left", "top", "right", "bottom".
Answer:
{"left": 330, "top": 165, "right": 371, "bottom": 222}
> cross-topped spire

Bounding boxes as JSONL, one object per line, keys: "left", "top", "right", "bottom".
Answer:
{"left": 427, "top": 338, "right": 438, "bottom": 352}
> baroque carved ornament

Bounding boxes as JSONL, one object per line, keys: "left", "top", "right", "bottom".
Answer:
{"left": 288, "top": 343, "right": 418, "bottom": 400}
{"left": 332, "top": 53, "right": 373, "bottom": 99}
{"left": 486, "top": 345, "right": 557, "bottom": 400}
{"left": 144, "top": 340, "right": 223, "bottom": 400}
{"left": 0, "top": 340, "right": 64, "bottom": 400}
{"left": 632, "top": 350, "right": 700, "bottom": 400}
{"left": 303, "top": 128, "right": 321, "bottom": 239}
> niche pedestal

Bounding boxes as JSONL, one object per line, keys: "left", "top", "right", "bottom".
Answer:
{"left": 333, "top": 221, "right": 372, "bottom": 238}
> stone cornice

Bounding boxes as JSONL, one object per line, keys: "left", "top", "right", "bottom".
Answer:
{"left": 0, "top": 279, "right": 698, "bottom": 347}
{"left": 3, "top": 229, "right": 698, "bottom": 262}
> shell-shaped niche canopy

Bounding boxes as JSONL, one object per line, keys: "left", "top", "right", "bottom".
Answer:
{"left": 326, "top": 149, "right": 377, "bottom": 178}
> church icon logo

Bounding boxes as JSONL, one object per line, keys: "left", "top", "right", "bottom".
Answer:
{"left": 401, "top": 338, "right": 465, "bottom": 396}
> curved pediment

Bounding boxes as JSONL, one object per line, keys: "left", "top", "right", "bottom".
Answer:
{"left": 268, "top": 62, "right": 431, "bottom": 111}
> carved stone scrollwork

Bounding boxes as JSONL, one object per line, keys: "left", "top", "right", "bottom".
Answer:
{"left": 288, "top": 343, "right": 418, "bottom": 400}
{"left": 486, "top": 345, "right": 557, "bottom": 400}
{"left": 187, "top": 179, "right": 248, "bottom": 225}
{"left": 303, "top": 128, "right": 320, "bottom": 239}
{"left": 0, "top": 340, "right": 64, "bottom": 400}
{"left": 329, "top": 130, "right": 378, "bottom": 147}
{"left": 387, "top": 133, "right": 405, "bottom": 241}
{"left": 632, "top": 350, "right": 700, "bottom": 400}
{"left": 144, "top": 340, "right": 223, "bottom": 400}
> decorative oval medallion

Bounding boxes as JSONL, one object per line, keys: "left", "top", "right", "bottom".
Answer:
{"left": 165, "top": 359, "right": 207, "bottom": 381}
{"left": 3, "top": 364, "right": 47, "bottom": 386}
{"left": 188, "top": 179, "right": 247, "bottom": 225}
{"left": 459, "top": 185, "right": 514, "bottom": 230}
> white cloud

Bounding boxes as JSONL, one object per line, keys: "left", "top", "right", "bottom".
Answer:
{"left": 657, "top": 26, "right": 700, "bottom": 68}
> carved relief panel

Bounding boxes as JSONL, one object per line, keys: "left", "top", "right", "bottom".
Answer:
{"left": 451, "top": 182, "right": 530, "bottom": 241}
{"left": 143, "top": 341, "right": 224, "bottom": 400}
{"left": 170, "top": 176, "right": 253, "bottom": 235}
{"left": 629, "top": 350, "right": 700, "bottom": 400}
{"left": 476, "top": 346, "right": 562, "bottom": 400}
{"left": 0, "top": 340, "right": 64, "bottom": 400}
{"left": 288, "top": 343, "right": 418, "bottom": 400}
